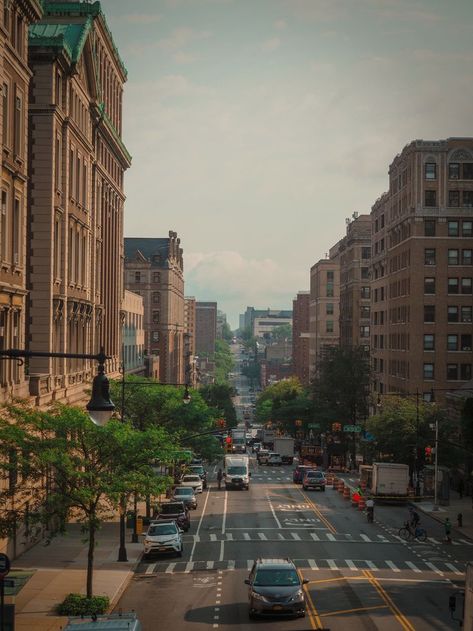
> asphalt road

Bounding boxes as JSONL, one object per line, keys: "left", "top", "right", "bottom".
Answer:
{"left": 115, "top": 459, "right": 470, "bottom": 630}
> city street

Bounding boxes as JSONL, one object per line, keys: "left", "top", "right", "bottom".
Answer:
{"left": 115, "top": 461, "right": 469, "bottom": 629}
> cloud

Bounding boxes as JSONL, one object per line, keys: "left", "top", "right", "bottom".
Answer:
{"left": 119, "top": 13, "right": 161, "bottom": 24}
{"left": 274, "top": 19, "right": 287, "bottom": 30}
{"left": 261, "top": 37, "right": 281, "bottom": 52}
{"left": 158, "top": 27, "right": 211, "bottom": 51}
{"left": 173, "top": 51, "right": 198, "bottom": 64}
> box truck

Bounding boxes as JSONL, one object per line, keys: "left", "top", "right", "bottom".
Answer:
{"left": 371, "top": 463, "right": 409, "bottom": 499}
{"left": 224, "top": 455, "right": 250, "bottom": 490}
{"left": 231, "top": 428, "right": 247, "bottom": 453}
{"left": 273, "top": 437, "right": 295, "bottom": 465}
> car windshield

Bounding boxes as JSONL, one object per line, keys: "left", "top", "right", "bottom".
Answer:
{"left": 182, "top": 476, "right": 200, "bottom": 482}
{"left": 253, "top": 569, "right": 300, "bottom": 587}
{"left": 174, "top": 488, "right": 193, "bottom": 496}
{"left": 160, "top": 504, "right": 183, "bottom": 514}
{"left": 228, "top": 466, "right": 247, "bottom": 475}
{"left": 307, "top": 472, "right": 323, "bottom": 478}
{"left": 190, "top": 467, "right": 204, "bottom": 475}
{"left": 148, "top": 524, "right": 177, "bottom": 536}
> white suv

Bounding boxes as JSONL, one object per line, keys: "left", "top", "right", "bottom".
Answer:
{"left": 143, "top": 520, "right": 183, "bottom": 558}
{"left": 267, "top": 453, "right": 283, "bottom": 466}
{"left": 180, "top": 474, "right": 203, "bottom": 493}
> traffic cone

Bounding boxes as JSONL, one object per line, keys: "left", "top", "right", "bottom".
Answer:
{"left": 358, "top": 496, "right": 366, "bottom": 511}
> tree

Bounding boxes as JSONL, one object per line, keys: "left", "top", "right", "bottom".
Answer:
{"left": 270, "top": 324, "right": 292, "bottom": 342}
{"left": 214, "top": 339, "right": 234, "bottom": 384}
{"left": 200, "top": 383, "right": 237, "bottom": 428}
{"left": 255, "top": 378, "right": 312, "bottom": 434}
{"left": 0, "top": 403, "right": 173, "bottom": 598}
{"left": 221, "top": 321, "right": 233, "bottom": 342}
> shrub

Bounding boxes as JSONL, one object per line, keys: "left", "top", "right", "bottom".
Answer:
{"left": 57, "top": 593, "right": 109, "bottom": 616}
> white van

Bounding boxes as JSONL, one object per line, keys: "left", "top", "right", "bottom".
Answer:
{"left": 223, "top": 455, "right": 250, "bottom": 490}
{"left": 63, "top": 613, "right": 142, "bottom": 631}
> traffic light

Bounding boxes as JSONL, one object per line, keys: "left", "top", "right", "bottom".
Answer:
{"left": 332, "top": 422, "right": 342, "bottom": 432}
{"left": 425, "top": 446, "right": 432, "bottom": 464}
{"left": 216, "top": 419, "right": 226, "bottom": 428}
{"left": 225, "top": 436, "right": 232, "bottom": 453}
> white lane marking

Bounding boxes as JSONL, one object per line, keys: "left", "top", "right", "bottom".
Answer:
{"left": 346, "top": 560, "right": 357, "bottom": 571}
{"left": 308, "top": 559, "right": 318, "bottom": 570}
{"left": 258, "top": 533, "right": 268, "bottom": 540}
{"left": 247, "top": 560, "right": 253, "bottom": 570}
{"left": 226, "top": 533, "right": 234, "bottom": 541}
{"left": 189, "top": 487, "right": 211, "bottom": 563}
{"left": 386, "top": 561, "right": 400, "bottom": 572}
{"left": 222, "top": 490, "right": 228, "bottom": 534}
{"left": 406, "top": 561, "right": 421, "bottom": 573}
{"left": 326, "top": 533, "right": 335, "bottom": 541}
{"left": 360, "top": 534, "right": 371, "bottom": 542}
{"left": 207, "top": 560, "right": 214, "bottom": 570}
{"left": 291, "top": 533, "right": 301, "bottom": 541}
{"left": 227, "top": 560, "right": 235, "bottom": 570}
{"left": 425, "top": 562, "right": 443, "bottom": 575}
{"left": 193, "top": 535, "right": 201, "bottom": 543}
{"left": 185, "top": 562, "right": 194, "bottom": 573}
{"left": 165, "top": 563, "right": 176, "bottom": 573}
{"left": 327, "top": 559, "right": 338, "bottom": 570}
{"left": 266, "top": 493, "right": 282, "bottom": 529}
{"left": 366, "top": 561, "right": 378, "bottom": 571}
{"left": 219, "top": 540, "right": 225, "bottom": 562}
{"left": 377, "top": 535, "right": 388, "bottom": 542}
{"left": 310, "top": 533, "right": 320, "bottom": 541}
{"left": 460, "top": 539, "right": 473, "bottom": 546}
{"left": 210, "top": 534, "right": 217, "bottom": 542}
{"left": 278, "top": 533, "right": 285, "bottom": 540}
{"left": 243, "top": 533, "right": 250, "bottom": 540}
{"left": 429, "top": 538, "right": 441, "bottom": 544}
{"left": 145, "top": 563, "right": 156, "bottom": 574}
{"left": 445, "top": 563, "right": 462, "bottom": 575}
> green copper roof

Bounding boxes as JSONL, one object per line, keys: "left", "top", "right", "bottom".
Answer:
{"left": 29, "top": 19, "right": 92, "bottom": 63}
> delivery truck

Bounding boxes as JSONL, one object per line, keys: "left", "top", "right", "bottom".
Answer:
{"left": 370, "top": 462, "right": 409, "bottom": 500}
{"left": 231, "top": 428, "right": 247, "bottom": 454}
{"left": 273, "top": 437, "right": 295, "bottom": 465}
{"left": 262, "top": 429, "right": 275, "bottom": 449}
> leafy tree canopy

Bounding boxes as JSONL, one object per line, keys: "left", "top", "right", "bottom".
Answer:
{"left": 214, "top": 339, "right": 234, "bottom": 384}
{"left": 255, "top": 377, "right": 312, "bottom": 434}
{"left": 200, "top": 383, "right": 237, "bottom": 429}
{"left": 270, "top": 324, "right": 292, "bottom": 341}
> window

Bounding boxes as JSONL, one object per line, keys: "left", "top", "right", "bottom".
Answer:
{"left": 463, "top": 250, "right": 472, "bottom": 265}
{"left": 361, "top": 267, "right": 369, "bottom": 279}
{"left": 361, "top": 286, "right": 370, "bottom": 299}
{"left": 449, "top": 163, "right": 460, "bottom": 179}
{"left": 360, "top": 305, "right": 370, "bottom": 318}
{"left": 152, "top": 331, "right": 159, "bottom": 342}
{"left": 425, "top": 190, "right": 436, "bottom": 207}
{"left": 326, "top": 320, "right": 334, "bottom": 333}
{"left": 463, "top": 191, "right": 473, "bottom": 207}
{"left": 327, "top": 271, "right": 334, "bottom": 281}
{"left": 134, "top": 272, "right": 141, "bottom": 283}
{"left": 152, "top": 272, "right": 161, "bottom": 283}
{"left": 461, "top": 306, "right": 472, "bottom": 323}
{"left": 461, "top": 278, "right": 472, "bottom": 294}
{"left": 447, "top": 364, "right": 458, "bottom": 380}
{"left": 76, "top": 155, "right": 81, "bottom": 201}
{"left": 152, "top": 292, "right": 160, "bottom": 304}
{"left": 12, "top": 198, "right": 20, "bottom": 265}
{"left": 69, "top": 147, "right": 74, "bottom": 196}
{"left": 326, "top": 284, "right": 334, "bottom": 298}
{"left": 3, "top": 4, "right": 9, "bottom": 30}
{"left": 448, "top": 249, "right": 459, "bottom": 265}
{"left": 424, "top": 305, "right": 435, "bottom": 323}
{"left": 55, "top": 71, "right": 62, "bottom": 107}
{"left": 152, "top": 311, "right": 160, "bottom": 324}
{"left": 463, "top": 221, "right": 473, "bottom": 237}
{"left": 424, "top": 277, "right": 435, "bottom": 294}
{"left": 423, "top": 363, "right": 434, "bottom": 380}
{"left": 360, "top": 325, "right": 370, "bottom": 338}
{"left": 326, "top": 303, "right": 333, "bottom": 315}
{"left": 1, "top": 190, "right": 7, "bottom": 260}
{"left": 424, "top": 220, "right": 436, "bottom": 236}
{"left": 464, "top": 163, "right": 473, "bottom": 179}
{"left": 448, "top": 191, "right": 460, "bottom": 207}
{"left": 2, "top": 83, "right": 8, "bottom": 145}
{"left": 54, "top": 214, "right": 61, "bottom": 279}
{"left": 423, "top": 334, "right": 435, "bottom": 351}
{"left": 461, "top": 364, "right": 472, "bottom": 380}
{"left": 425, "top": 163, "right": 436, "bottom": 180}
{"left": 448, "top": 220, "right": 459, "bottom": 236}
{"left": 461, "top": 334, "right": 472, "bottom": 351}
{"left": 424, "top": 249, "right": 436, "bottom": 265}
{"left": 361, "top": 247, "right": 371, "bottom": 259}
{"left": 83, "top": 162, "right": 87, "bottom": 207}
{"left": 13, "top": 93, "right": 21, "bottom": 156}
{"left": 448, "top": 306, "right": 459, "bottom": 322}
{"left": 448, "top": 278, "right": 459, "bottom": 294}
{"left": 447, "top": 335, "right": 458, "bottom": 351}
{"left": 15, "top": 14, "right": 23, "bottom": 55}
{"left": 54, "top": 135, "right": 62, "bottom": 192}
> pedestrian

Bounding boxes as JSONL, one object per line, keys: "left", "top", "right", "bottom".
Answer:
{"left": 217, "top": 468, "right": 223, "bottom": 490}
{"left": 366, "top": 497, "right": 374, "bottom": 523}
{"left": 458, "top": 479, "right": 464, "bottom": 499}
{"left": 444, "top": 517, "right": 452, "bottom": 544}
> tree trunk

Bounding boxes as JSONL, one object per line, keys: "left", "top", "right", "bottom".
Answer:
{"left": 86, "top": 516, "right": 96, "bottom": 598}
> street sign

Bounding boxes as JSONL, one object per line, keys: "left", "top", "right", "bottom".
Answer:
{"left": 307, "top": 423, "right": 320, "bottom": 429}
{"left": 0, "top": 553, "right": 10, "bottom": 579}
{"left": 343, "top": 424, "right": 362, "bottom": 433}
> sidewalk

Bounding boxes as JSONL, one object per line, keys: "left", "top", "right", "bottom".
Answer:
{"left": 412, "top": 490, "right": 473, "bottom": 541}
{"left": 11, "top": 520, "right": 143, "bottom": 631}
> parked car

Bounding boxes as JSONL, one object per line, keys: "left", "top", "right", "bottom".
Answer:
{"left": 267, "top": 453, "right": 283, "bottom": 466}
{"left": 293, "top": 465, "right": 313, "bottom": 484}
{"left": 143, "top": 520, "right": 183, "bottom": 559}
{"left": 302, "top": 470, "right": 326, "bottom": 491}
{"left": 172, "top": 486, "right": 198, "bottom": 510}
{"left": 252, "top": 442, "right": 262, "bottom": 453}
{"left": 154, "top": 501, "right": 190, "bottom": 531}
{"left": 191, "top": 458, "right": 203, "bottom": 466}
{"left": 245, "top": 558, "right": 308, "bottom": 619}
{"left": 188, "top": 465, "right": 207, "bottom": 489}
{"left": 180, "top": 474, "right": 203, "bottom": 493}
{"left": 257, "top": 449, "right": 270, "bottom": 465}
{"left": 63, "top": 613, "right": 142, "bottom": 631}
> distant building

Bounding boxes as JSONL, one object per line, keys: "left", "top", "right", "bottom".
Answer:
{"left": 216, "top": 310, "right": 228, "bottom": 339}
{"left": 339, "top": 214, "right": 372, "bottom": 348}
{"left": 184, "top": 297, "right": 197, "bottom": 387}
{"left": 309, "top": 242, "right": 341, "bottom": 377}
{"left": 122, "top": 291, "right": 145, "bottom": 375}
{"left": 124, "top": 233, "right": 185, "bottom": 385}
{"left": 292, "top": 291, "right": 310, "bottom": 386}
{"left": 195, "top": 301, "right": 217, "bottom": 356}
{"left": 253, "top": 313, "right": 293, "bottom": 339}
{"left": 242, "top": 306, "right": 292, "bottom": 333}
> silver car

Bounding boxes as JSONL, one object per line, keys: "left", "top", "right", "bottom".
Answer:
{"left": 143, "top": 520, "right": 183, "bottom": 559}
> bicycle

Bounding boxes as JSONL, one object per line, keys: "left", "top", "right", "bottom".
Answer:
{"left": 398, "top": 521, "right": 427, "bottom": 542}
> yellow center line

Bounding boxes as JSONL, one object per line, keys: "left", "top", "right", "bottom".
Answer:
{"left": 300, "top": 489, "right": 337, "bottom": 534}
{"left": 320, "top": 604, "right": 388, "bottom": 617}
{"left": 306, "top": 575, "right": 366, "bottom": 585}
{"left": 363, "top": 570, "right": 416, "bottom": 631}
{"left": 300, "top": 571, "right": 323, "bottom": 630}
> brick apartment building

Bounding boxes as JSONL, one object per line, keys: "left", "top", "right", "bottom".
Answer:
{"left": 27, "top": 0, "right": 131, "bottom": 404}
{"left": 371, "top": 138, "right": 473, "bottom": 403}
{"left": 124, "top": 233, "right": 185, "bottom": 385}
{"left": 195, "top": 301, "right": 217, "bottom": 356}
{"left": 339, "top": 214, "right": 372, "bottom": 348}
{"left": 292, "top": 291, "right": 310, "bottom": 386}
{"left": 184, "top": 296, "right": 197, "bottom": 387}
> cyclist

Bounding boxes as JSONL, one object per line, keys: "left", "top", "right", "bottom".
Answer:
{"left": 409, "top": 508, "right": 420, "bottom": 530}
{"left": 217, "top": 468, "right": 223, "bottom": 490}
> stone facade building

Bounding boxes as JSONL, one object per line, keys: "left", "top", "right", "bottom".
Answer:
{"left": 292, "top": 291, "right": 310, "bottom": 386}
{"left": 371, "top": 138, "right": 473, "bottom": 403}
{"left": 0, "top": 0, "right": 42, "bottom": 400}
{"left": 122, "top": 289, "right": 145, "bottom": 375}
{"left": 309, "top": 242, "right": 341, "bottom": 378}
{"left": 27, "top": 0, "right": 130, "bottom": 404}
{"left": 124, "top": 233, "right": 185, "bottom": 385}
{"left": 339, "top": 214, "right": 371, "bottom": 348}
{"left": 195, "top": 301, "right": 217, "bottom": 357}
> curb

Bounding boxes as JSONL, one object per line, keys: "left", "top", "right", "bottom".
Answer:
{"left": 108, "top": 555, "right": 143, "bottom": 614}
{"left": 409, "top": 501, "right": 473, "bottom": 543}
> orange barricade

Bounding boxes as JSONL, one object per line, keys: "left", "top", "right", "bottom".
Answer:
{"left": 337, "top": 480, "right": 344, "bottom": 493}
{"left": 332, "top": 477, "right": 338, "bottom": 489}
{"left": 343, "top": 486, "right": 350, "bottom": 500}
{"left": 358, "top": 496, "right": 366, "bottom": 511}
{"left": 326, "top": 474, "right": 334, "bottom": 487}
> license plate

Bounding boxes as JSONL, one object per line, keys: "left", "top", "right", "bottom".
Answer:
{"left": 273, "top": 605, "right": 283, "bottom": 611}
{"left": 159, "top": 547, "right": 168, "bottom": 551}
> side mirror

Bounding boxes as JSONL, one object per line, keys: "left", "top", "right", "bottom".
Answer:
{"left": 302, "top": 579, "right": 309, "bottom": 585}
{"left": 244, "top": 579, "right": 250, "bottom": 585}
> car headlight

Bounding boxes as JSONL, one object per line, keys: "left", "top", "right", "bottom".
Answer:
{"left": 290, "top": 590, "right": 304, "bottom": 602}
{"left": 251, "top": 591, "right": 268, "bottom": 602}
{"left": 144, "top": 539, "right": 151, "bottom": 545}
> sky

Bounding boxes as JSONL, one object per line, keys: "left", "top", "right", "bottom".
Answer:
{"left": 103, "top": 0, "right": 473, "bottom": 328}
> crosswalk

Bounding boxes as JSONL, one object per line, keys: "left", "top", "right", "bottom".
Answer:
{"left": 181, "top": 531, "right": 398, "bottom": 544}
{"left": 138, "top": 557, "right": 466, "bottom": 575}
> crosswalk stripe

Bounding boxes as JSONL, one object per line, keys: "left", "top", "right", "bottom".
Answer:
{"left": 446, "top": 563, "right": 462, "bottom": 575}
{"left": 291, "top": 533, "right": 301, "bottom": 541}
{"left": 406, "top": 561, "right": 421, "bottom": 573}
{"left": 310, "top": 533, "right": 320, "bottom": 541}
{"left": 194, "top": 535, "right": 200, "bottom": 543}
{"left": 210, "top": 534, "right": 217, "bottom": 542}
{"left": 346, "top": 560, "right": 357, "bottom": 571}
{"left": 429, "top": 538, "right": 441, "bottom": 544}
{"left": 145, "top": 563, "right": 156, "bottom": 574}
{"left": 207, "top": 560, "right": 214, "bottom": 570}
{"left": 326, "top": 533, "right": 335, "bottom": 541}
{"left": 426, "top": 562, "right": 443, "bottom": 575}
{"left": 460, "top": 539, "right": 473, "bottom": 546}
{"left": 165, "top": 563, "right": 176, "bottom": 573}
{"left": 366, "top": 561, "right": 378, "bottom": 571}
{"left": 277, "top": 533, "right": 285, "bottom": 540}
{"left": 360, "top": 534, "right": 371, "bottom": 542}
{"left": 377, "top": 535, "right": 388, "bottom": 542}
{"left": 227, "top": 560, "right": 235, "bottom": 570}
{"left": 243, "top": 533, "right": 250, "bottom": 540}
{"left": 226, "top": 533, "right": 234, "bottom": 541}
{"left": 308, "top": 559, "right": 318, "bottom": 570}
{"left": 386, "top": 561, "right": 400, "bottom": 572}
{"left": 185, "top": 562, "right": 194, "bottom": 573}
{"left": 327, "top": 559, "right": 338, "bottom": 570}
{"left": 258, "top": 533, "right": 268, "bottom": 540}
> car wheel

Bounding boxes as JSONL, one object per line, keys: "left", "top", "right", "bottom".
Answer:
{"left": 321, "top": 487, "right": 326, "bottom": 492}
{"left": 177, "top": 549, "right": 183, "bottom": 557}
{"left": 302, "top": 486, "right": 307, "bottom": 490}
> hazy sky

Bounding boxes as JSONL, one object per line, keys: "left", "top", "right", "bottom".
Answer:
{"left": 103, "top": 0, "right": 473, "bottom": 328}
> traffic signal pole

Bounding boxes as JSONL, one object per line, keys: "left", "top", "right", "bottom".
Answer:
{"left": 433, "top": 417, "right": 439, "bottom": 511}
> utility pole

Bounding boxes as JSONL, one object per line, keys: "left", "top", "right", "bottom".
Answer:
{"left": 432, "top": 416, "right": 439, "bottom": 511}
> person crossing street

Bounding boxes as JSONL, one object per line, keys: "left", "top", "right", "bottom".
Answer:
{"left": 217, "top": 467, "right": 223, "bottom": 490}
